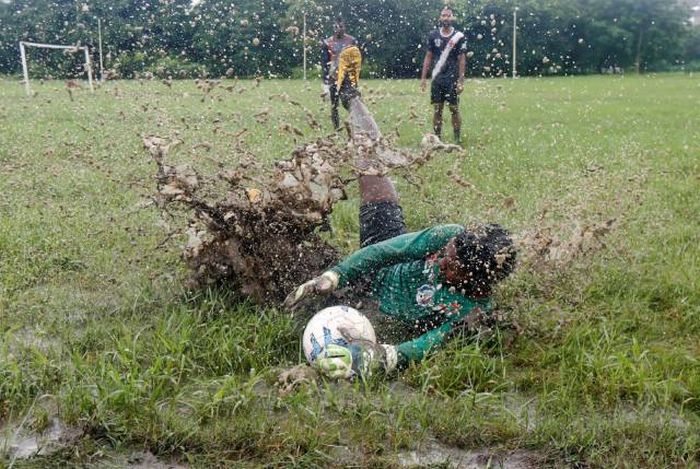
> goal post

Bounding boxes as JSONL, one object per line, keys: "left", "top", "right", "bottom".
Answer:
{"left": 19, "top": 41, "right": 94, "bottom": 96}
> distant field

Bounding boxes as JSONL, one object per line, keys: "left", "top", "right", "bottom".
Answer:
{"left": 0, "top": 75, "right": 698, "bottom": 467}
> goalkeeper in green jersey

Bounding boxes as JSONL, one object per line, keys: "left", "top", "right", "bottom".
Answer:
{"left": 285, "top": 184, "right": 517, "bottom": 380}
{"left": 284, "top": 66, "right": 517, "bottom": 382}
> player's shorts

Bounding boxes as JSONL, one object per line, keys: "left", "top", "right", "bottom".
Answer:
{"left": 331, "top": 78, "right": 360, "bottom": 110}
{"left": 359, "top": 201, "right": 406, "bottom": 248}
{"left": 431, "top": 79, "right": 459, "bottom": 105}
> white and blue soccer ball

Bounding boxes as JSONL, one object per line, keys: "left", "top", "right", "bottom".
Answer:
{"left": 302, "top": 305, "right": 376, "bottom": 364}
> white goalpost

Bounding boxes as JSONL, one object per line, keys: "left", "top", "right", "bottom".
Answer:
{"left": 19, "top": 41, "right": 94, "bottom": 96}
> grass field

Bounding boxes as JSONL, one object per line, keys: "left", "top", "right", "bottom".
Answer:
{"left": 1, "top": 74, "right": 699, "bottom": 467}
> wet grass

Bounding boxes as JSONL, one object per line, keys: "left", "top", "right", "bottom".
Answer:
{"left": 1, "top": 74, "right": 699, "bottom": 467}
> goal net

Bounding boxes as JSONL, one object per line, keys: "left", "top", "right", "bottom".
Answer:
{"left": 19, "top": 41, "right": 94, "bottom": 96}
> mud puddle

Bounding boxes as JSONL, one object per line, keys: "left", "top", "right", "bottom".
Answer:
{"left": 397, "top": 441, "right": 541, "bottom": 468}
{"left": 0, "top": 417, "right": 79, "bottom": 462}
{"left": 86, "top": 450, "right": 188, "bottom": 468}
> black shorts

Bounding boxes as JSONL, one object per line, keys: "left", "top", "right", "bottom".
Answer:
{"left": 359, "top": 201, "right": 406, "bottom": 248}
{"left": 431, "top": 79, "right": 459, "bottom": 105}
{"left": 330, "top": 78, "right": 360, "bottom": 110}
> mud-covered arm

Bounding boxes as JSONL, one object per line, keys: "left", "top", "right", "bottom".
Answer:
{"left": 330, "top": 224, "right": 464, "bottom": 287}
{"left": 395, "top": 303, "right": 489, "bottom": 366}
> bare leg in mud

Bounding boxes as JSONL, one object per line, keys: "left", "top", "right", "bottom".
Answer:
{"left": 449, "top": 104, "right": 461, "bottom": 144}
{"left": 344, "top": 95, "right": 407, "bottom": 258}
{"left": 433, "top": 103, "right": 444, "bottom": 138}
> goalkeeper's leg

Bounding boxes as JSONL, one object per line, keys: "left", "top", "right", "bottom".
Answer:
{"left": 333, "top": 45, "right": 404, "bottom": 247}
{"left": 358, "top": 181, "right": 404, "bottom": 248}
{"left": 351, "top": 100, "right": 404, "bottom": 248}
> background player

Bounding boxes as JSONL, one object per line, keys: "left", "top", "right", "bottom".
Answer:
{"left": 420, "top": 6, "right": 468, "bottom": 144}
{"left": 321, "top": 16, "right": 358, "bottom": 130}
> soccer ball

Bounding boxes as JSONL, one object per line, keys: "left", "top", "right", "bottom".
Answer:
{"left": 302, "top": 305, "right": 376, "bottom": 364}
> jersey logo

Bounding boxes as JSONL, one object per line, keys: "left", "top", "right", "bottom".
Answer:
{"left": 432, "top": 301, "right": 462, "bottom": 317}
{"left": 434, "top": 38, "right": 442, "bottom": 48}
{"left": 416, "top": 284, "right": 436, "bottom": 307}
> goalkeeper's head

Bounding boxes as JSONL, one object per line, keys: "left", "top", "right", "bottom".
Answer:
{"left": 440, "top": 224, "right": 517, "bottom": 298}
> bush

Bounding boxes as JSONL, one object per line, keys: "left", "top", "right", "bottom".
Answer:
{"left": 146, "top": 56, "right": 202, "bottom": 79}
{"left": 113, "top": 51, "right": 153, "bottom": 79}
{"left": 289, "top": 65, "right": 323, "bottom": 80}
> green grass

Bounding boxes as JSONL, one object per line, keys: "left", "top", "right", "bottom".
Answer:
{"left": 0, "top": 74, "right": 698, "bottom": 467}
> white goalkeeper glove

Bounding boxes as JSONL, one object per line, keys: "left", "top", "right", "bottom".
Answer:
{"left": 283, "top": 270, "right": 339, "bottom": 310}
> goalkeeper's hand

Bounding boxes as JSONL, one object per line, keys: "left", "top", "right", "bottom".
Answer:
{"left": 321, "top": 83, "right": 331, "bottom": 100}
{"left": 283, "top": 270, "right": 339, "bottom": 310}
{"left": 314, "top": 341, "right": 398, "bottom": 380}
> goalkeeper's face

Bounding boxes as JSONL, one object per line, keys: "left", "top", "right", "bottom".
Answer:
{"left": 439, "top": 238, "right": 494, "bottom": 299}
{"left": 439, "top": 240, "right": 470, "bottom": 289}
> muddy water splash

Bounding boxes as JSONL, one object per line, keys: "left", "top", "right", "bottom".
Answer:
{"left": 146, "top": 135, "right": 346, "bottom": 304}
{"left": 146, "top": 96, "right": 461, "bottom": 304}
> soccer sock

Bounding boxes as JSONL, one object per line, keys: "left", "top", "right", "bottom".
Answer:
{"left": 433, "top": 123, "right": 442, "bottom": 138}
{"left": 332, "top": 109, "right": 340, "bottom": 130}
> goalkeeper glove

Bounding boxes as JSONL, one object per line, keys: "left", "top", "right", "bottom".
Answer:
{"left": 314, "top": 341, "right": 398, "bottom": 380}
{"left": 283, "top": 270, "right": 339, "bottom": 310}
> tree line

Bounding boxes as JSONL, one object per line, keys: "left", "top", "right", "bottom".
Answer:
{"left": 1, "top": 0, "right": 698, "bottom": 80}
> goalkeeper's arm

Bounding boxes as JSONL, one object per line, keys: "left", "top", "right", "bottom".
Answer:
{"left": 394, "top": 305, "right": 489, "bottom": 366}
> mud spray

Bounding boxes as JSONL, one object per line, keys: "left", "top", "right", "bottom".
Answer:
{"left": 146, "top": 95, "right": 621, "bottom": 306}
{"left": 145, "top": 95, "right": 462, "bottom": 304}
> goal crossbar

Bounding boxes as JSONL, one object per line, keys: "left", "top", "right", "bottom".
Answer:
{"left": 19, "top": 41, "right": 94, "bottom": 95}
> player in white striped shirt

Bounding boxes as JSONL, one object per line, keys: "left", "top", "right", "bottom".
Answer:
{"left": 420, "top": 7, "right": 468, "bottom": 145}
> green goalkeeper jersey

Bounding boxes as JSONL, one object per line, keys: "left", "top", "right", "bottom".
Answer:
{"left": 330, "top": 224, "right": 490, "bottom": 367}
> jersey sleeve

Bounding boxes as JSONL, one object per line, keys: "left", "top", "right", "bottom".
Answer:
{"left": 457, "top": 35, "right": 467, "bottom": 55}
{"left": 330, "top": 224, "right": 464, "bottom": 287}
{"left": 395, "top": 302, "right": 490, "bottom": 365}
{"left": 426, "top": 32, "right": 437, "bottom": 55}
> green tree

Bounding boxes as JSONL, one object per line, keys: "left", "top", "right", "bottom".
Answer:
{"left": 189, "top": 0, "right": 296, "bottom": 77}
{"left": 0, "top": 0, "right": 695, "bottom": 77}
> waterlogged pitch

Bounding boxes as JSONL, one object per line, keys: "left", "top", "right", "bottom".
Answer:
{"left": 0, "top": 75, "right": 698, "bottom": 467}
